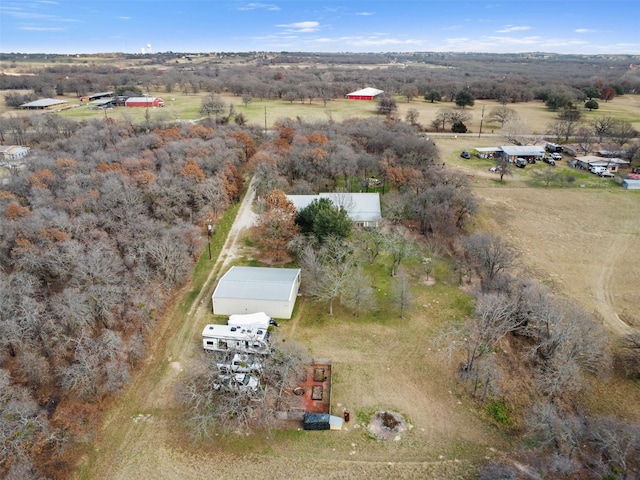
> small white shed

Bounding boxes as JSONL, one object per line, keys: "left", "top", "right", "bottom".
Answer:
{"left": 212, "top": 266, "right": 301, "bottom": 319}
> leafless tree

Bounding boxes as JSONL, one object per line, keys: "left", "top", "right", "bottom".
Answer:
{"left": 463, "top": 233, "right": 520, "bottom": 291}
{"left": 500, "top": 114, "right": 528, "bottom": 145}
{"left": 527, "top": 297, "right": 611, "bottom": 398}
{"left": 488, "top": 105, "right": 517, "bottom": 128}
{"left": 341, "top": 265, "right": 377, "bottom": 316}
{"left": 591, "top": 115, "right": 617, "bottom": 143}
{"left": 390, "top": 267, "right": 413, "bottom": 319}
{"left": 575, "top": 126, "right": 596, "bottom": 154}
{"left": 584, "top": 416, "right": 640, "bottom": 479}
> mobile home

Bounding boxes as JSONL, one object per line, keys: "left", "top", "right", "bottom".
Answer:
{"left": 202, "top": 324, "right": 271, "bottom": 354}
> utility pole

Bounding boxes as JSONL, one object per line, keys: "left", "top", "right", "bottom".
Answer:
{"left": 478, "top": 105, "right": 485, "bottom": 138}
{"left": 206, "top": 219, "right": 213, "bottom": 260}
{"left": 264, "top": 106, "right": 267, "bottom": 134}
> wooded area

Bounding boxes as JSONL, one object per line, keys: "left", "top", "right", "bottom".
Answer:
{"left": 1, "top": 52, "right": 639, "bottom": 479}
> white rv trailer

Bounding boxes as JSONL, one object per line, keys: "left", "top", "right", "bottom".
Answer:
{"left": 228, "top": 312, "right": 278, "bottom": 329}
{"left": 202, "top": 324, "right": 271, "bottom": 354}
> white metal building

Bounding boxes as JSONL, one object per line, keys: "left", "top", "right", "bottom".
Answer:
{"left": 287, "top": 192, "right": 382, "bottom": 228}
{"left": 212, "top": 266, "right": 301, "bottom": 319}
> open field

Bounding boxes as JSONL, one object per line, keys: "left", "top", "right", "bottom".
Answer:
{"left": 4, "top": 89, "right": 640, "bottom": 135}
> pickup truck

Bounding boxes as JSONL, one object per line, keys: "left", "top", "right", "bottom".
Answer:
{"left": 598, "top": 170, "right": 615, "bottom": 178}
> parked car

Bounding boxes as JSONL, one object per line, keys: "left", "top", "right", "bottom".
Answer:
{"left": 590, "top": 166, "right": 607, "bottom": 174}
{"left": 217, "top": 353, "right": 264, "bottom": 374}
{"left": 550, "top": 152, "right": 562, "bottom": 161}
{"left": 515, "top": 158, "right": 527, "bottom": 168}
{"left": 598, "top": 170, "right": 615, "bottom": 178}
{"left": 460, "top": 150, "right": 471, "bottom": 159}
{"left": 543, "top": 156, "right": 556, "bottom": 166}
{"left": 213, "top": 373, "right": 259, "bottom": 393}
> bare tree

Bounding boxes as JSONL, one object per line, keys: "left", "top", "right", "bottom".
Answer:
{"left": 390, "top": 267, "right": 413, "bottom": 319}
{"left": 488, "top": 105, "right": 517, "bottom": 128}
{"left": 500, "top": 114, "right": 528, "bottom": 145}
{"left": 591, "top": 116, "right": 617, "bottom": 143}
{"left": 463, "top": 233, "right": 520, "bottom": 291}
{"left": 341, "top": 265, "right": 376, "bottom": 316}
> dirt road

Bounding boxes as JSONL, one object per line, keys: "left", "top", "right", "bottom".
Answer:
{"left": 85, "top": 179, "right": 259, "bottom": 479}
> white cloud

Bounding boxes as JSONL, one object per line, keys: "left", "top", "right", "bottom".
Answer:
{"left": 356, "top": 12, "right": 375, "bottom": 16}
{"left": 276, "top": 21, "right": 320, "bottom": 33}
{"left": 117, "top": 16, "right": 131, "bottom": 21}
{"left": 496, "top": 25, "right": 531, "bottom": 33}
{"left": 19, "top": 26, "right": 65, "bottom": 31}
{"left": 575, "top": 28, "right": 596, "bottom": 33}
{"left": 239, "top": 3, "right": 280, "bottom": 11}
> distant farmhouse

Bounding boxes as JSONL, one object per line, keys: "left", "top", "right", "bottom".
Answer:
{"left": 346, "top": 87, "right": 384, "bottom": 100}
{"left": 0, "top": 145, "right": 30, "bottom": 161}
{"left": 19, "top": 98, "right": 69, "bottom": 110}
{"left": 287, "top": 192, "right": 382, "bottom": 228}
{"left": 124, "top": 96, "right": 164, "bottom": 107}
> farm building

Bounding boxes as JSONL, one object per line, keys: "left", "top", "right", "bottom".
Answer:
{"left": 19, "top": 98, "right": 69, "bottom": 110}
{"left": 124, "top": 96, "right": 165, "bottom": 107}
{"left": 346, "top": 87, "right": 384, "bottom": 100}
{"left": 212, "top": 266, "right": 301, "bottom": 319}
{"left": 287, "top": 192, "right": 382, "bottom": 228}
{"left": 500, "top": 145, "right": 546, "bottom": 162}
{"left": 574, "top": 156, "right": 630, "bottom": 172}
{"left": 0, "top": 145, "right": 29, "bottom": 161}
{"left": 622, "top": 179, "right": 640, "bottom": 190}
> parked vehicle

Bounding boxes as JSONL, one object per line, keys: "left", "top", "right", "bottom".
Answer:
{"left": 460, "top": 150, "right": 471, "bottom": 159}
{"left": 543, "top": 156, "right": 556, "bottom": 166}
{"left": 515, "top": 157, "right": 527, "bottom": 168}
{"left": 213, "top": 373, "right": 259, "bottom": 393}
{"left": 550, "top": 152, "right": 562, "bottom": 161}
{"left": 598, "top": 170, "right": 615, "bottom": 178}
{"left": 590, "top": 166, "right": 607, "bottom": 174}
{"left": 545, "top": 142, "right": 563, "bottom": 153}
{"left": 202, "top": 324, "right": 271, "bottom": 354}
{"left": 217, "top": 353, "right": 264, "bottom": 374}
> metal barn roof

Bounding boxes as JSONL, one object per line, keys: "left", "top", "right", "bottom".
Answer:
{"left": 19, "top": 98, "right": 68, "bottom": 108}
{"left": 214, "top": 267, "right": 300, "bottom": 301}
{"left": 500, "top": 145, "right": 545, "bottom": 156}
{"left": 287, "top": 192, "right": 382, "bottom": 223}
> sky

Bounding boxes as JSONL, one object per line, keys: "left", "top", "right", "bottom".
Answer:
{"left": 1, "top": 0, "right": 639, "bottom": 55}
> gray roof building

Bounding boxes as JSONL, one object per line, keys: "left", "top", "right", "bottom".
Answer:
{"left": 19, "top": 98, "right": 69, "bottom": 109}
{"left": 212, "top": 266, "right": 301, "bottom": 319}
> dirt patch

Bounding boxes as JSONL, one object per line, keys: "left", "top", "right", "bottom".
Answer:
{"left": 368, "top": 411, "right": 411, "bottom": 441}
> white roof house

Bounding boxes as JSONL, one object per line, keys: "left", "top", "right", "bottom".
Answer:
{"left": 212, "top": 266, "right": 301, "bottom": 319}
{"left": 287, "top": 192, "right": 382, "bottom": 228}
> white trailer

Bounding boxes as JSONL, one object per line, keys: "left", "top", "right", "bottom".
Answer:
{"left": 228, "top": 312, "right": 278, "bottom": 329}
{"left": 202, "top": 324, "right": 271, "bottom": 354}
